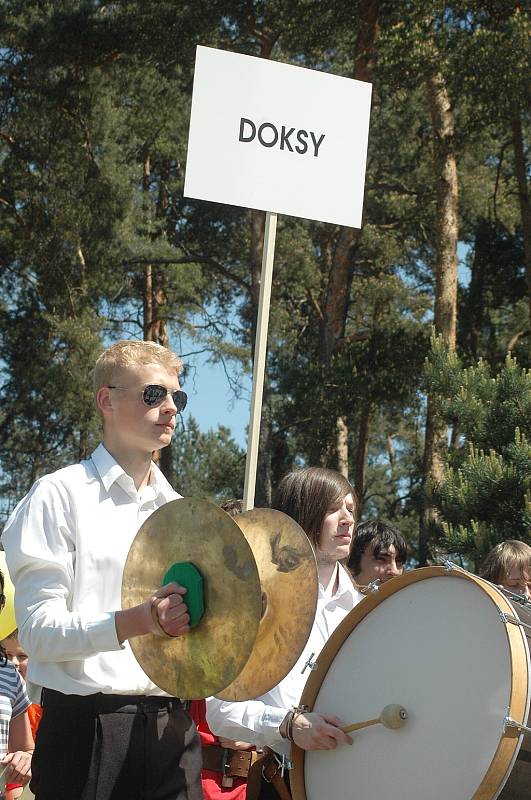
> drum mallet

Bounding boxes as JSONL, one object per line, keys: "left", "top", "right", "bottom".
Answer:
{"left": 341, "top": 704, "right": 408, "bottom": 733}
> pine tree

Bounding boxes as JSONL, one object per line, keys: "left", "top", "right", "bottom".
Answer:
{"left": 425, "top": 336, "right": 531, "bottom": 567}
{"left": 169, "top": 416, "right": 245, "bottom": 502}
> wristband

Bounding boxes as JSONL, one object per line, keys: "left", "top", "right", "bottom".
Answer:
{"left": 281, "top": 705, "right": 310, "bottom": 743}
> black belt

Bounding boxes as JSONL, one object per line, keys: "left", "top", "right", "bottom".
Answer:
{"left": 42, "top": 688, "right": 184, "bottom": 714}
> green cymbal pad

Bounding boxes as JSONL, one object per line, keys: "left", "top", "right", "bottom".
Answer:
{"left": 163, "top": 562, "right": 205, "bottom": 628}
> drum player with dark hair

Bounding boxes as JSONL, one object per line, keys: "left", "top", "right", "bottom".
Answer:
{"left": 348, "top": 519, "right": 407, "bottom": 592}
{"left": 206, "top": 467, "right": 364, "bottom": 800}
{"left": 2, "top": 340, "right": 203, "bottom": 800}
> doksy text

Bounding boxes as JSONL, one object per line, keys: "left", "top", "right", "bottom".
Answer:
{"left": 239, "top": 118, "right": 325, "bottom": 157}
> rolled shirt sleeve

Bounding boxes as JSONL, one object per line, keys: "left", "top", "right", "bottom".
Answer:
{"left": 206, "top": 697, "right": 287, "bottom": 751}
{"left": 206, "top": 563, "right": 364, "bottom": 757}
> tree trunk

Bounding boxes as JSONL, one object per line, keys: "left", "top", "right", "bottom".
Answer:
{"left": 142, "top": 149, "right": 154, "bottom": 342}
{"left": 140, "top": 153, "right": 174, "bottom": 476}
{"left": 511, "top": 111, "right": 531, "bottom": 325}
{"left": 337, "top": 416, "right": 349, "bottom": 478}
{"left": 352, "top": 403, "right": 371, "bottom": 522}
{"left": 318, "top": 0, "right": 379, "bottom": 473}
{"left": 419, "top": 68, "right": 459, "bottom": 565}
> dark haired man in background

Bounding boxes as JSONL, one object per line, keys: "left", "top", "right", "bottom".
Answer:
{"left": 348, "top": 520, "right": 407, "bottom": 592}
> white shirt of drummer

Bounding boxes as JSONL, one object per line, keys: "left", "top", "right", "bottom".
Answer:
{"left": 206, "top": 563, "right": 363, "bottom": 757}
{"left": 1, "top": 443, "right": 180, "bottom": 697}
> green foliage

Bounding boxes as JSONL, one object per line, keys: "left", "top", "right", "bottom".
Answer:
{"left": 169, "top": 416, "right": 245, "bottom": 503}
{"left": 0, "top": 1, "right": 528, "bottom": 555}
{"left": 426, "top": 336, "right": 531, "bottom": 563}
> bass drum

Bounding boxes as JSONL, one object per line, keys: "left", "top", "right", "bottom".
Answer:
{"left": 291, "top": 566, "right": 530, "bottom": 800}
{"left": 496, "top": 588, "right": 531, "bottom": 799}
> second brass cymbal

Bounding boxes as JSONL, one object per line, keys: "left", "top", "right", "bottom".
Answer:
{"left": 216, "top": 508, "right": 318, "bottom": 701}
{"left": 122, "top": 497, "right": 262, "bottom": 699}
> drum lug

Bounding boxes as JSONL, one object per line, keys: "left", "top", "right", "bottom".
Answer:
{"left": 498, "top": 609, "right": 531, "bottom": 633}
{"left": 301, "top": 652, "right": 318, "bottom": 674}
{"left": 497, "top": 586, "right": 531, "bottom": 608}
{"left": 504, "top": 716, "right": 531, "bottom": 737}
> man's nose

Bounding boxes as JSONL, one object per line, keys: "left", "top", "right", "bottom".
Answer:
{"left": 387, "top": 561, "right": 400, "bottom": 576}
{"left": 161, "top": 393, "right": 178, "bottom": 414}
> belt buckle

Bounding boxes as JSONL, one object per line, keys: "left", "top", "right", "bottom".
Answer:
{"left": 263, "top": 752, "right": 282, "bottom": 783}
{"left": 221, "top": 748, "right": 234, "bottom": 788}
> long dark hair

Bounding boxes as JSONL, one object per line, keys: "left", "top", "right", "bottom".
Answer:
{"left": 272, "top": 467, "right": 355, "bottom": 550}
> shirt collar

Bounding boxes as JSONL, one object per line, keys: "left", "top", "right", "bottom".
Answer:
{"left": 90, "top": 443, "right": 178, "bottom": 501}
{"left": 319, "top": 562, "right": 364, "bottom": 605}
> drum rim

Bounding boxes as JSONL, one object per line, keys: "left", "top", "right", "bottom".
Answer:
{"left": 290, "top": 565, "right": 530, "bottom": 800}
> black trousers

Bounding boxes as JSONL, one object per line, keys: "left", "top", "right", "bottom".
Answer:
{"left": 31, "top": 689, "right": 204, "bottom": 800}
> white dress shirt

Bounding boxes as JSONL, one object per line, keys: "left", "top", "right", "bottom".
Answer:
{"left": 206, "top": 563, "right": 364, "bottom": 757}
{"left": 2, "top": 444, "right": 181, "bottom": 697}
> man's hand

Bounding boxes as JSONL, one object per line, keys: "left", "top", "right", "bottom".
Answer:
{"left": 288, "top": 711, "right": 353, "bottom": 751}
{"left": 217, "top": 738, "right": 254, "bottom": 750}
{"left": 1, "top": 749, "right": 32, "bottom": 785}
{"left": 115, "top": 581, "right": 190, "bottom": 643}
{"left": 148, "top": 582, "right": 190, "bottom": 638}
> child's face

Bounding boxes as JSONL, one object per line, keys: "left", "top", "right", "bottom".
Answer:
{"left": 1, "top": 637, "right": 28, "bottom": 680}
{"left": 502, "top": 564, "right": 531, "bottom": 600}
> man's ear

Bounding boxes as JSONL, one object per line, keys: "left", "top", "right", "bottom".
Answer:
{"left": 95, "top": 386, "right": 113, "bottom": 417}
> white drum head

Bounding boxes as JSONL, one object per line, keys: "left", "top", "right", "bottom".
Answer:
{"left": 297, "top": 569, "right": 530, "bottom": 800}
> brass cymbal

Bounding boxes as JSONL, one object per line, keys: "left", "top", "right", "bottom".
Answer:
{"left": 216, "top": 508, "right": 318, "bottom": 701}
{"left": 122, "top": 497, "right": 262, "bottom": 699}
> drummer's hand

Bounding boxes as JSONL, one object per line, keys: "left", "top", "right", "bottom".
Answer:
{"left": 290, "top": 712, "right": 353, "bottom": 750}
{"left": 148, "top": 582, "right": 190, "bottom": 638}
{"left": 217, "top": 738, "right": 254, "bottom": 750}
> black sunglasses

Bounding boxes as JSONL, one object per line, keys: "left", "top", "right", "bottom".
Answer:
{"left": 107, "top": 384, "right": 188, "bottom": 413}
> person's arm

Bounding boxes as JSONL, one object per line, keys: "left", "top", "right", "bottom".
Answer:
{"left": 3, "top": 480, "right": 191, "bottom": 662}
{"left": 6, "top": 786, "right": 24, "bottom": 800}
{"left": 206, "top": 697, "right": 353, "bottom": 753}
{"left": 2, "top": 711, "right": 33, "bottom": 786}
{"left": 206, "top": 697, "right": 287, "bottom": 751}
{"left": 279, "top": 709, "right": 353, "bottom": 751}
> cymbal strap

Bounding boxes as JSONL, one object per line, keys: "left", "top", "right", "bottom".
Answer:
{"left": 150, "top": 598, "right": 173, "bottom": 639}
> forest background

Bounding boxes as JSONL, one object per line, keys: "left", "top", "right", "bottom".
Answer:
{"left": 0, "top": 1, "right": 529, "bottom": 568}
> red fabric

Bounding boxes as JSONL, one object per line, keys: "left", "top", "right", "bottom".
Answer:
{"left": 6, "top": 703, "right": 42, "bottom": 792}
{"left": 190, "top": 699, "right": 247, "bottom": 800}
{"left": 28, "top": 703, "right": 43, "bottom": 739}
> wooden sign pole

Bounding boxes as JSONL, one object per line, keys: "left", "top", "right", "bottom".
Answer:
{"left": 243, "top": 211, "right": 278, "bottom": 511}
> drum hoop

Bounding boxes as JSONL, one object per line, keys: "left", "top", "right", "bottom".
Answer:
{"left": 290, "top": 565, "right": 530, "bottom": 800}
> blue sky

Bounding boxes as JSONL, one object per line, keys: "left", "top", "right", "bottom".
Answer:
{"left": 179, "top": 346, "right": 251, "bottom": 448}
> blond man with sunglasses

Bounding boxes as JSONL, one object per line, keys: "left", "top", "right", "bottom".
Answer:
{"left": 2, "top": 340, "right": 202, "bottom": 800}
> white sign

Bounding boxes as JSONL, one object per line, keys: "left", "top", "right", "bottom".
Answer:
{"left": 184, "top": 46, "right": 372, "bottom": 229}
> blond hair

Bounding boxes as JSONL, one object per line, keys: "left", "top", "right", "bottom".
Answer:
{"left": 479, "top": 540, "right": 531, "bottom": 586}
{"left": 93, "top": 340, "right": 183, "bottom": 392}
